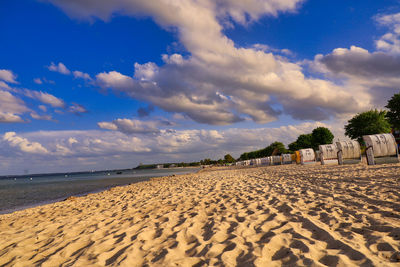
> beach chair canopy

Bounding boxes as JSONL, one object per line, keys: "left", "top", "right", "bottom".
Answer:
{"left": 272, "top": 156, "right": 281, "bottom": 163}
{"left": 299, "top": 148, "right": 316, "bottom": 163}
{"left": 319, "top": 144, "right": 338, "bottom": 160}
{"left": 282, "top": 154, "right": 292, "bottom": 162}
{"left": 336, "top": 140, "right": 361, "bottom": 160}
{"left": 260, "top": 157, "right": 269, "bottom": 165}
{"left": 363, "top": 133, "right": 398, "bottom": 157}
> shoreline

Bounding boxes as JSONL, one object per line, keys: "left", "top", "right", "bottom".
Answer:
{"left": 0, "top": 167, "right": 201, "bottom": 216}
{"left": 1, "top": 163, "right": 400, "bottom": 266}
{"left": 0, "top": 186, "right": 120, "bottom": 216}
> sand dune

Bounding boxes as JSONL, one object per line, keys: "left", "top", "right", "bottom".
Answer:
{"left": 1, "top": 164, "right": 400, "bottom": 266}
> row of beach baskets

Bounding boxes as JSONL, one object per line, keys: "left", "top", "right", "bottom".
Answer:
{"left": 236, "top": 133, "right": 399, "bottom": 167}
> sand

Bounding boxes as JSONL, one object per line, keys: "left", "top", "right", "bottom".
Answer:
{"left": 1, "top": 163, "right": 400, "bottom": 266}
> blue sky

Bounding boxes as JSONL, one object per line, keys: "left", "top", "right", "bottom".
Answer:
{"left": 1, "top": 0, "right": 400, "bottom": 175}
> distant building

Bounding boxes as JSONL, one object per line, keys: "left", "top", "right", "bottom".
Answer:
{"left": 156, "top": 164, "right": 164, "bottom": 169}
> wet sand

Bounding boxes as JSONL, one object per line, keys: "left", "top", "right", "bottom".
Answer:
{"left": 1, "top": 163, "right": 400, "bottom": 266}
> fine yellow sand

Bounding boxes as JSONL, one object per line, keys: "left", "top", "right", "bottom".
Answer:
{"left": 1, "top": 164, "right": 400, "bottom": 266}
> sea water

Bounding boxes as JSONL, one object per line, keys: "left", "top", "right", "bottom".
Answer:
{"left": 0, "top": 168, "right": 199, "bottom": 214}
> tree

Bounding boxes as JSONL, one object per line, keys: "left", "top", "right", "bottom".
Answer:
{"left": 239, "top": 152, "right": 249, "bottom": 160}
{"left": 224, "top": 154, "right": 235, "bottom": 163}
{"left": 239, "top": 141, "right": 288, "bottom": 160}
{"left": 311, "top": 127, "right": 334, "bottom": 150}
{"left": 288, "top": 134, "right": 312, "bottom": 151}
{"left": 386, "top": 92, "right": 400, "bottom": 130}
{"left": 201, "top": 158, "right": 212, "bottom": 165}
{"left": 344, "top": 109, "right": 392, "bottom": 143}
{"left": 267, "top": 142, "right": 288, "bottom": 155}
{"left": 288, "top": 141, "right": 299, "bottom": 152}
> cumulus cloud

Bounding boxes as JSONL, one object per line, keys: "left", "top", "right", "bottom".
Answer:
{"left": 252, "top": 44, "right": 294, "bottom": 56}
{"left": 0, "top": 70, "right": 86, "bottom": 123}
{"left": 310, "top": 13, "right": 400, "bottom": 106}
{"left": 73, "top": 70, "right": 91, "bottom": 80}
{"left": 0, "top": 90, "right": 29, "bottom": 123}
{"left": 0, "top": 81, "right": 11, "bottom": 90}
{"left": 33, "top": 78, "right": 43, "bottom": 84}
{"left": 24, "top": 90, "right": 65, "bottom": 108}
{"left": 0, "top": 69, "right": 17, "bottom": 84}
{"left": 30, "top": 112, "right": 54, "bottom": 121}
{"left": 98, "top": 118, "right": 171, "bottom": 134}
{"left": 0, "top": 112, "right": 24, "bottom": 123}
{"left": 3, "top": 132, "right": 49, "bottom": 154}
{"left": 38, "top": 105, "right": 47, "bottom": 112}
{"left": 48, "top": 62, "right": 92, "bottom": 81}
{"left": 68, "top": 103, "right": 88, "bottom": 114}
{"left": 48, "top": 62, "right": 71, "bottom": 75}
{"left": 314, "top": 46, "right": 400, "bottom": 78}
{"left": 44, "top": 0, "right": 303, "bottom": 23}
{"left": 375, "top": 13, "right": 400, "bottom": 55}
{"left": 34, "top": 77, "right": 55, "bottom": 85}
{"left": 46, "top": 0, "right": 367, "bottom": 125}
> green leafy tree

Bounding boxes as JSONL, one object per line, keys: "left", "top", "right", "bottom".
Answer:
{"left": 224, "top": 154, "right": 235, "bottom": 163}
{"left": 386, "top": 92, "right": 400, "bottom": 130}
{"left": 239, "top": 152, "right": 249, "bottom": 160}
{"left": 239, "top": 141, "right": 288, "bottom": 160}
{"left": 345, "top": 109, "right": 392, "bottom": 143}
{"left": 267, "top": 142, "right": 288, "bottom": 155}
{"left": 201, "top": 158, "right": 212, "bottom": 165}
{"left": 288, "top": 141, "right": 299, "bottom": 152}
{"left": 311, "top": 127, "right": 334, "bottom": 150}
{"left": 289, "top": 134, "right": 312, "bottom": 151}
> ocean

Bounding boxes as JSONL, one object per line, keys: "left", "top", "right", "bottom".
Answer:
{"left": 0, "top": 168, "right": 199, "bottom": 214}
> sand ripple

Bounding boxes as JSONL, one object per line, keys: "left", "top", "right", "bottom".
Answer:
{"left": 1, "top": 164, "right": 400, "bottom": 266}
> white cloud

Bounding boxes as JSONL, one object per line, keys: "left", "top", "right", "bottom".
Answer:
{"left": 311, "top": 17, "right": 400, "bottom": 107}
{"left": 40, "top": 3, "right": 400, "bottom": 128}
{"left": 134, "top": 62, "right": 158, "bottom": 81}
{"left": 24, "top": 90, "right": 65, "bottom": 108}
{"left": 44, "top": 0, "right": 303, "bottom": 23}
{"left": 96, "top": 71, "right": 135, "bottom": 90}
{"left": 0, "top": 81, "right": 11, "bottom": 90}
{"left": 68, "top": 103, "right": 88, "bottom": 114}
{"left": 252, "top": 44, "right": 294, "bottom": 56}
{"left": 73, "top": 70, "right": 91, "bottom": 80}
{"left": 38, "top": 105, "right": 47, "bottom": 112}
{"left": 48, "top": 0, "right": 365, "bottom": 125}
{"left": 33, "top": 78, "right": 43, "bottom": 84}
{"left": 30, "top": 112, "right": 54, "bottom": 121}
{"left": 0, "top": 69, "right": 17, "bottom": 84}
{"left": 48, "top": 63, "right": 92, "bottom": 81}
{"left": 0, "top": 112, "right": 24, "bottom": 123}
{"left": 375, "top": 13, "right": 400, "bottom": 55}
{"left": 98, "top": 118, "right": 171, "bottom": 134}
{"left": 0, "top": 90, "right": 29, "bottom": 123}
{"left": 97, "top": 121, "right": 118, "bottom": 131}
{"left": 3, "top": 132, "right": 49, "bottom": 154}
{"left": 68, "top": 137, "right": 78, "bottom": 145}
{"left": 48, "top": 62, "right": 71, "bottom": 75}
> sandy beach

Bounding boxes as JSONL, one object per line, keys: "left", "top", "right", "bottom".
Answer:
{"left": 1, "top": 164, "right": 400, "bottom": 266}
